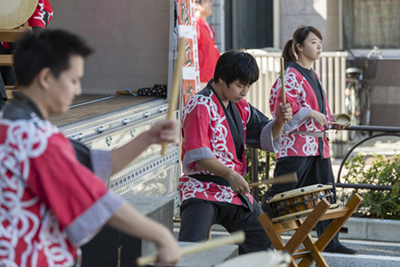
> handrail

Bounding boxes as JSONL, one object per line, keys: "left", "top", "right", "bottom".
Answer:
{"left": 336, "top": 125, "right": 400, "bottom": 187}
{"left": 249, "top": 125, "right": 400, "bottom": 199}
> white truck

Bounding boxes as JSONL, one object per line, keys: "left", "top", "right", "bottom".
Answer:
{"left": 49, "top": 0, "right": 182, "bottom": 214}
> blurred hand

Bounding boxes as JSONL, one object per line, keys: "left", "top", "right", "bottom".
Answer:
{"left": 154, "top": 231, "right": 182, "bottom": 267}
{"left": 147, "top": 119, "right": 179, "bottom": 145}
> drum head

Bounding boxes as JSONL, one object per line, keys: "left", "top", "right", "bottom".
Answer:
{"left": 266, "top": 184, "right": 333, "bottom": 204}
{"left": 215, "top": 251, "right": 291, "bottom": 267}
{"left": 0, "top": 0, "right": 38, "bottom": 29}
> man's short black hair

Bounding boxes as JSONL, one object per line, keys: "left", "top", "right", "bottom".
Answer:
{"left": 195, "top": 0, "right": 202, "bottom": 4}
{"left": 13, "top": 29, "right": 93, "bottom": 87}
{"left": 213, "top": 50, "right": 259, "bottom": 87}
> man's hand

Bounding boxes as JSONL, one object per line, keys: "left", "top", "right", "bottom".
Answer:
{"left": 276, "top": 103, "right": 292, "bottom": 123}
{"left": 226, "top": 170, "right": 250, "bottom": 195}
{"left": 154, "top": 231, "right": 182, "bottom": 267}
{"left": 147, "top": 119, "right": 179, "bottom": 145}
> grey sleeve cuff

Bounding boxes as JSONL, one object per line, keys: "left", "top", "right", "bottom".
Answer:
{"left": 65, "top": 191, "right": 125, "bottom": 247}
{"left": 90, "top": 149, "right": 112, "bottom": 186}
{"left": 284, "top": 107, "right": 312, "bottom": 133}
{"left": 260, "top": 120, "right": 280, "bottom": 153}
{"left": 182, "top": 147, "right": 216, "bottom": 174}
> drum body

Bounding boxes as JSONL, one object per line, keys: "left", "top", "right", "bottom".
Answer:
{"left": 267, "top": 184, "right": 337, "bottom": 223}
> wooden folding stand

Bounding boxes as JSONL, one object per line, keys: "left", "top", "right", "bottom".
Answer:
{"left": 0, "top": 21, "right": 31, "bottom": 98}
{"left": 259, "top": 194, "right": 363, "bottom": 267}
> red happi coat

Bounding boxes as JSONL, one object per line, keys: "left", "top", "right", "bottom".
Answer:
{"left": 270, "top": 66, "right": 332, "bottom": 159}
{"left": 0, "top": 102, "right": 118, "bottom": 266}
{"left": 179, "top": 86, "right": 275, "bottom": 206}
{"left": 196, "top": 16, "right": 220, "bottom": 83}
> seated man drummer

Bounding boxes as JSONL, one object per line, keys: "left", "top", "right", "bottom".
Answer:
{"left": 178, "top": 50, "right": 292, "bottom": 254}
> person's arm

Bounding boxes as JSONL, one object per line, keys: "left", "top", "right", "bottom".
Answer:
{"left": 245, "top": 102, "right": 291, "bottom": 153}
{"left": 305, "top": 110, "right": 328, "bottom": 127}
{"left": 271, "top": 70, "right": 311, "bottom": 133}
{"left": 195, "top": 158, "right": 250, "bottom": 195}
{"left": 110, "top": 119, "right": 179, "bottom": 175}
{"left": 107, "top": 203, "right": 181, "bottom": 266}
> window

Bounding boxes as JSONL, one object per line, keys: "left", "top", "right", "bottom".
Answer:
{"left": 343, "top": 0, "right": 400, "bottom": 49}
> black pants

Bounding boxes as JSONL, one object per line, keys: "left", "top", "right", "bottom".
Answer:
{"left": 179, "top": 198, "right": 272, "bottom": 255}
{"left": 261, "top": 156, "right": 341, "bottom": 250}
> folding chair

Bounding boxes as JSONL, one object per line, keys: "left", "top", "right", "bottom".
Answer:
{"left": 259, "top": 194, "right": 363, "bottom": 267}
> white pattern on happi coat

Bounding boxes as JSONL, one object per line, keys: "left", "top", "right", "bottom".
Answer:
{"left": 0, "top": 113, "right": 75, "bottom": 267}
{"left": 183, "top": 91, "right": 236, "bottom": 171}
{"left": 179, "top": 178, "right": 211, "bottom": 201}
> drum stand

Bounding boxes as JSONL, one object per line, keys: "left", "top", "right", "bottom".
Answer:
{"left": 0, "top": 21, "right": 30, "bottom": 98}
{"left": 258, "top": 194, "right": 363, "bottom": 267}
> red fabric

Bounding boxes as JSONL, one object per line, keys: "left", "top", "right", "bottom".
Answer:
{"left": 179, "top": 90, "right": 253, "bottom": 206}
{"left": 269, "top": 67, "right": 331, "bottom": 158}
{"left": 28, "top": 0, "right": 53, "bottom": 28}
{"left": 196, "top": 16, "right": 220, "bottom": 83}
{"left": 0, "top": 117, "right": 108, "bottom": 267}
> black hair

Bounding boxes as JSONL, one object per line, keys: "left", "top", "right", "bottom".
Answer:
{"left": 282, "top": 26, "right": 323, "bottom": 62}
{"left": 195, "top": 0, "right": 202, "bottom": 3}
{"left": 214, "top": 50, "right": 259, "bottom": 87}
{"left": 13, "top": 29, "right": 93, "bottom": 87}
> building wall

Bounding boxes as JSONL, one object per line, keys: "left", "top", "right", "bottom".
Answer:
{"left": 208, "top": 0, "right": 225, "bottom": 51}
{"left": 368, "top": 60, "right": 400, "bottom": 126}
{"left": 280, "top": 0, "right": 340, "bottom": 51}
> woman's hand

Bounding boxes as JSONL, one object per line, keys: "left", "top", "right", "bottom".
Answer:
{"left": 331, "top": 114, "right": 346, "bottom": 130}
{"left": 276, "top": 103, "right": 293, "bottom": 124}
{"left": 310, "top": 110, "right": 328, "bottom": 127}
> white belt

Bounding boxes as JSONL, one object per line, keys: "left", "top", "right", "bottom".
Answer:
{"left": 291, "top": 131, "right": 329, "bottom": 138}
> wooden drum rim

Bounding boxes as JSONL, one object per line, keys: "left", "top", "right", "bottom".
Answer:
{"left": 266, "top": 184, "right": 333, "bottom": 204}
{"left": 0, "top": 0, "right": 38, "bottom": 30}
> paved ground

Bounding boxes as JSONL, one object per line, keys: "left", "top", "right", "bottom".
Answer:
{"left": 285, "top": 237, "right": 400, "bottom": 267}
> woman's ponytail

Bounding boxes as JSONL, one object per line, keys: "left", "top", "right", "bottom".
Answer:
{"left": 282, "top": 39, "right": 296, "bottom": 63}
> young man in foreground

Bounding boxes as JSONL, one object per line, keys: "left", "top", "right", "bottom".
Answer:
{"left": 0, "top": 29, "right": 181, "bottom": 267}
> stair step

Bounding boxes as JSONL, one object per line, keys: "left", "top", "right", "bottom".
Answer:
{"left": 0, "top": 55, "right": 13, "bottom": 66}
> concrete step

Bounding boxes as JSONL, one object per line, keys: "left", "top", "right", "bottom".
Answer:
{"left": 177, "top": 241, "right": 238, "bottom": 267}
{"left": 81, "top": 195, "right": 174, "bottom": 267}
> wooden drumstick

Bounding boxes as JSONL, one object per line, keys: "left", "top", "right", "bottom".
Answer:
{"left": 280, "top": 57, "right": 288, "bottom": 123}
{"left": 161, "top": 38, "right": 186, "bottom": 156}
{"left": 136, "top": 231, "right": 245, "bottom": 266}
{"left": 248, "top": 172, "right": 297, "bottom": 187}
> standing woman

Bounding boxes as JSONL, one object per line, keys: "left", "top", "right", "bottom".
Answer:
{"left": 261, "top": 26, "right": 357, "bottom": 254}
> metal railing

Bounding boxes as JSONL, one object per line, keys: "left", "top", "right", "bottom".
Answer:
{"left": 249, "top": 126, "right": 400, "bottom": 201}
{"left": 245, "top": 50, "right": 349, "bottom": 142}
{"left": 336, "top": 126, "right": 400, "bottom": 190}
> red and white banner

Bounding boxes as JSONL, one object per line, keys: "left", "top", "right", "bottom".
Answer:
{"left": 177, "top": 0, "right": 200, "bottom": 105}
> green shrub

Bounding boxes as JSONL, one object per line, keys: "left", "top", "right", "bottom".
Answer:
{"left": 245, "top": 148, "right": 276, "bottom": 201}
{"left": 340, "top": 153, "right": 400, "bottom": 219}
